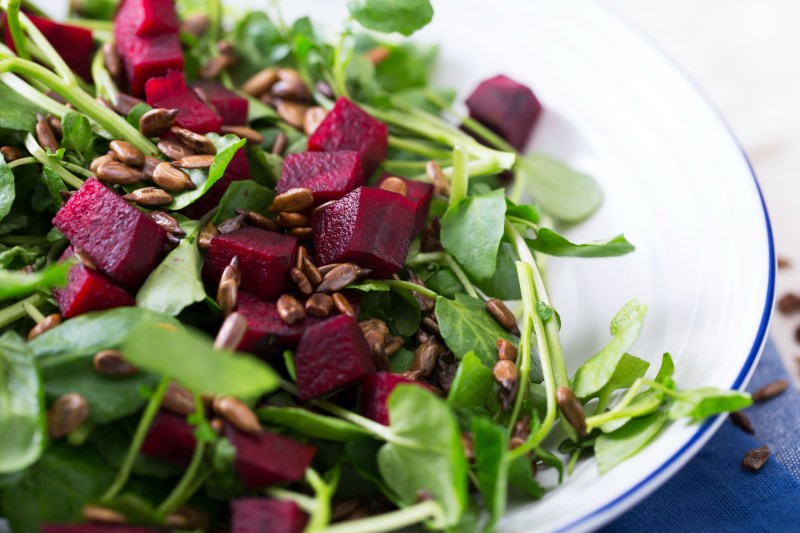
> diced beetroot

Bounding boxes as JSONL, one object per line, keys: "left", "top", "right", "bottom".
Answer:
{"left": 465, "top": 75, "right": 542, "bottom": 151}
{"left": 277, "top": 152, "right": 364, "bottom": 205}
{"left": 308, "top": 98, "right": 388, "bottom": 177}
{"left": 145, "top": 71, "right": 223, "bottom": 134}
{"left": 361, "top": 373, "right": 424, "bottom": 425}
{"left": 116, "top": 0, "right": 179, "bottom": 37}
{"left": 54, "top": 263, "right": 134, "bottom": 318}
{"left": 202, "top": 227, "right": 297, "bottom": 302}
{"left": 140, "top": 411, "right": 197, "bottom": 466}
{"left": 312, "top": 187, "right": 415, "bottom": 278}
{"left": 43, "top": 526, "right": 164, "bottom": 533}
{"left": 115, "top": 30, "right": 183, "bottom": 98}
{"left": 181, "top": 148, "right": 250, "bottom": 219}
{"left": 237, "top": 291, "right": 322, "bottom": 352}
{"left": 295, "top": 315, "right": 375, "bottom": 401}
{"left": 52, "top": 178, "right": 168, "bottom": 290}
{"left": 376, "top": 174, "right": 433, "bottom": 235}
{"left": 3, "top": 14, "right": 93, "bottom": 81}
{"left": 191, "top": 81, "right": 249, "bottom": 125}
{"left": 226, "top": 425, "right": 316, "bottom": 489}
{"left": 231, "top": 499, "right": 308, "bottom": 533}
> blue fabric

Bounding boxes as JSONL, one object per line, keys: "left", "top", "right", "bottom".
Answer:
{"left": 602, "top": 341, "right": 800, "bottom": 532}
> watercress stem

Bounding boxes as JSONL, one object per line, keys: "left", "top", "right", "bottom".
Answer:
{"left": 322, "top": 500, "right": 445, "bottom": 533}
{"left": 7, "top": 157, "right": 36, "bottom": 169}
{"left": 18, "top": 12, "right": 79, "bottom": 87}
{"left": 304, "top": 468, "right": 334, "bottom": 532}
{"left": 444, "top": 254, "right": 478, "bottom": 299}
{"left": 207, "top": 0, "right": 222, "bottom": 44}
{"left": 448, "top": 145, "right": 468, "bottom": 206}
{"left": 91, "top": 47, "right": 118, "bottom": 103}
{"left": 266, "top": 487, "right": 317, "bottom": 512}
{"left": 0, "top": 70, "right": 70, "bottom": 117}
{"left": 4, "top": 0, "right": 29, "bottom": 61}
{"left": 404, "top": 251, "right": 445, "bottom": 266}
{"left": 388, "top": 136, "right": 452, "bottom": 160}
{"left": 22, "top": 301, "right": 45, "bottom": 323}
{"left": 584, "top": 378, "right": 646, "bottom": 430}
{"left": 24, "top": 134, "right": 83, "bottom": 189}
{"left": 0, "top": 293, "right": 44, "bottom": 328}
{"left": 384, "top": 279, "right": 439, "bottom": 300}
{"left": 508, "top": 261, "right": 534, "bottom": 431}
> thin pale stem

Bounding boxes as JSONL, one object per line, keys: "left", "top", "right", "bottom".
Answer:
{"left": 444, "top": 254, "right": 478, "bottom": 299}
{"left": 4, "top": 0, "right": 29, "bottom": 61}
{"left": 0, "top": 293, "right": 44, "bottom": 328}
{"left": 508, "top": 261, "right": 534, "bottom": 431}
{"left": 388, "top": 136, "right": 452, "bottom": 160}
{"left": 448, "top": 145, "right": 468, "bottom": 206}
{"left": 384, "top": 279, "right": 439, "bottom": 300}
{"left": 18, "top": 12, "right": 79, "bottom": 86}
{"left": 24, "top": 134, "right": 83, "bottom": 189}
{"left": 91, "top": 48, "right": 118, "bottom": 103}
{"left": 22, "top": 301, "right": 45, "bottom": 323}
{"left": 322, "top": 500, "right": 445, "bottom": 533}
{"left": 404, "top": 251, "right": 445, "bottom": 266}
{"left": 584, "top": 378, "right": 646, "bottom": 430}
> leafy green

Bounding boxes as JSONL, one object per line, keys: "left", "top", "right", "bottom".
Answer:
{"left": 447, "top": 352, "right": 494, "bottom": 410}
{"left": 89, "top": 419, "right": 182, "bottom": 479}
{"left": 122, "top": 323, "right": 280, "bottom": 397}
{"left": 507, "top": 456, "right": 544, "bottom": 499}
{"left": 441, "top": 189, "right": 507, "bottom": 281}
{"left": 473, "top": 243, "right": 521, "bottom": 301}
{"left": 355, "top": 283, "right": 421, "bottom": 336}
{"left": 472, "top": 417, "right": 509, "bottom": 528}
{"left": 374, "top": 42, "right": 437, "bottom": 93}
{"left": 0, "top": 260, "right": 71, "bottom": 300}
{"left": 595, "top": 412, "right": 668, "bottom": 474}
{"left": 213, "top": 180, "right": 274, "bottom": 223}
{"left": 348, "top": 0, "right": 434, "bottom": 36}
{"left": 231, "top": 12, "right": 291, "bottom": 80}
{"left": 0, "top": 332, "right": 45, "bottom": 473}
{"left": 0, "top": 81, "right": 41, "bottom": 131}
{"left": 61, "top": 112, "right": 93, "bottom": 158}
{"left": 594, "top": 353, "right": 650, "bottom": 410}
{"left": 0, "top": 159, "right": 15, "bottom": 221}
{"left": 257, "top": 406, "right": 371, "bottom": 442}
{"left": 528, "top": 228, "right": 635, "bottom": 258}
{"left": 669, "top": 388, "right": 752, "bottom": 422}
{"left": 41, "top": 167, "right": 68, "bottom": 210}
{"left": 419, "top": 268, "right": 463, "bottom": 299}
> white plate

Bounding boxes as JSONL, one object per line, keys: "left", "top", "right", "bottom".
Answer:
{"left": 274, "top": 0, "right": 774, "bottom": 530}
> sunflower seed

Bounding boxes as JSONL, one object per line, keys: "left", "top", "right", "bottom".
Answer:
{"left": 220, "top": 125, "right": 264, "bottom": 145}
{"left": 214, "top": 312, "right": 247, "bottom": 351}
{"left": 141, "top": 156, "right": 160, "bottom": 179}
{"left": 486, "top": 298, "right": 520, "bottom": 335}
{"left": 493, "top": 359, "right": 519, "bottom": 389}
{"left": 317, "top": 263, "right": 358, "bottom": 293}
{"left": 461, "top": 433, "right": 476, "bottom": 462}
{"left": 385, "top": 336, "right": 404, "bottom": 357}
{"left": 199, "top": 54, "right": 231, "bottom": 80}
{"left": 109, "top": 140, "right": 145, "bottom": 168}
{"left": 412, "top": 336, "right": 442, "bottom": 378}
{"left": 198, "top": 221, "right": 219, "bottom": 250}
{"left": 318, "top": 263, "right": 342, "bottom": 276}
{"left": 140, "top": 108, "right": 180, "bottom": 138}
{"left": 217, "top": 278, "right": 239, "bottom": 316}
{"left": 171, "top": 127, "right": 216, "bottom": 155}
{"left": 158, "top": 138, "right": 195, "bottom": 160}
{"left": 82, "top": 505, "right": 127, "bottom": 524}
{"left": 180, "top": 12, "right": 210, "bottom": 37}
{"left": 556, "top": 386, "right": 587, "bottom": 437}
{"left": 379, "top": 176, "right": 408, "bottom": 197}
{"left": 271, "top": 131, "right": 287, "bottom": 155}
{"left": 290, "top": 267, "right": 313, "bottom": 296}
{"left": 217, "top": 213, "right": 247, "bottom": 234}
{"left": 742, "top": 444, "right": 769, "bottom": 472}
{"left": 332, "top": 499, "right": 362, "bottom": 523}
{"left": 302, "top": 258, "right": 323, "bottom": 287}
{"left": 752, "top": 379, "right": 789, "bottom": 403}
{"left": 0, "top": 145, "right": 25, "bottom": 162}
{"left": 310, "top": 201, "right": 337, "bottom": 217}
{"left": 497, "top": 338, "right": 518, "bottom": 361}
{"left": 168, "top": 154, "right": 214, "bottom": 171}
{"left": 93, "top": 349, "right": 137, "bottom": 376}
{"left": 360, "top": 319, "right": 390, "bottom": 338}
{"left": 35, "top": 113, "right": 59, "bottom": 153}
{"left": 221, "top": 257, "right": 241, "bottom": 286}
{"left": 97, "top": 161, "right": 144, "bottom": 185}
{"left": 365, "top": 46, "right": 391, "bottom": 65}
{"left": 192, "top": 86, "right": 216, "bottom": 111}
{"left": 234, "top": 208, "right": 279, "bottom": 231}
{"left": 278, "top": 212, "right": 309, "bottom": 228}
{"left": 48, "top": 393, "right": 89, "bottom": 438}
{"left": 59, "top": 190, "right": 75, "bottom": 202}
{"left": 277, "top": 294, "right": 305, "bottom": 325}
{"left": 269, "top": 188, "right": 314, "bottom": 213}
{"left": 122, "top": 187, "right": 173, "bottom": 206}
{"left": 276, "top": 100, "right": 310, "bottom": 129}
{"left": 296, "top": 246, "right": 308, "bottom": 270}
{"left": 242, "top": 67, "right": 279, "bottom": 96}
{"left": 213, "top": 396, "right": 262, "bottom": 434}
{"left": 332, "top": 292, "right": 355, "bottom": 317}
{"left": 27, "top": 313, "right": 61, "bottom": 340}
{"left": 421, "top": 315, "right": 441, "bottom": 336}
{"left": 102, "top": 42, "right": 122, "bottom": 81}
{"left": 303, "top": 106, "right": 327, "bottom": 136}
{"left": 271, "top": 78, "right": 311, "bottom": 102}
{"left": 162, "top": 381, "right": 196, "bottom": 416}
{"left": 210, "top": 417, "right": 225, "bottom": 434}
{"left": 150, "top": 162, "right": 194, "bottom": 191}
{"left": 305, "top": 293, "right": 333, "bottom": 318}
{"left": 147, "top": 211, "right": 185, "bottom": 236}
{"left": 48, "top": 116, "right": 62, "bottom": 138}
{"left": 426, "top": 160, "right": 450, "bottom": 196}
{"left": 730, "top": 411, "right": 755, "bottom": 435}
{"left": 90, "top": 152, "right": 117, "bottom": 174}
{"left": 74, "top": 247, "right": 97, "bottom": 270}
{"left": 288, "top": 227, "right": 313, "bottom": 239}
{"left": 113, "top": 93, "right": 144, "bottom": 116}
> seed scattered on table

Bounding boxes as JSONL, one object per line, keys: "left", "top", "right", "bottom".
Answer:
{"left": 777, "top": 293, "right": 800, "bottom": 315}
{"left": 742, "top": 444, "right": 769, "bottom": 472}
{"left": 751, "top": 379, "right": 789, "bottom": 403}
{"left": 729, "top": 411, "right": 755, "bottom": 435}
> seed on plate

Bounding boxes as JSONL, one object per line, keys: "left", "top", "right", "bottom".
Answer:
{"left": 365, "top": 330, "right": 390, "bottom": 371}
{"left": 290, "top": 267, "right": 313, "bottom": 295}
{"left": 74, "top": 247, "right": 97, "bottom": 270}
{"left": 122, "top": 187, "right": 173, "bottom": 206}
{"left": 102, "top": 42, "right": 122, "bottom": 81}
{"left": 171, "top": 127, "right": 217, "bottom": 154}
{"left": 152, "top": 162, "right": 194, "bottom": 191}
{"left": 778, "top": 256, "right": 791, "bottom": 269}
{"left": 303, "top": 106, "right": 327, "bottom": 136}
{"left": 217, "top": 278, "right": 239, "bottom": 316}
{"left": 48, "top": 116, "right": 63, "bottom": 138}
{"left": 777, "top": 293, "right": 800, "bottom": 315}
{"left": 277, "top": 294, "right": 305, "bottom": 325}
{"left": 147, "top": 211, "right": 186, "bottom": 236}
{"left": 379, "top": 176, "right": 408, "bottom": 197}
{"left": 35, "top": 113, "right": 59, "bottom": 153}
{"left": 421, "top": 316, "right": 441, "bottom": 336}
{"left": 242, "top": 67, "right": 279, "bottom": 96}
{"left": 318, "top": 263, "right": 342, "bottom": 276}
{"left": 92, "top": 349, "right": 137, "bottom": 377}
{"left": 302, "top": 258, "right": 323, "bottom": 287}
{"left": 486, "top": 298, "right": 520, "bottom": 335}
{"left": 217, "top": 213, "right": 247, "bottom": 234}
{"left": 162, "top": 381, "right": 196, "bottom": 416}
{"left": 556, "top": 386, "right": 587, "bottom": 437}
{"left": 742, "top": 444, "right": 769, "bottom": 472}
{"left": 497, "top": 338, "right": 518, "bottom": 361}
{"left": 234, "top": 208, "right": 279, "bottom": 231}
{"left": 412, "top": 336, "right": 442, "bottom": 378}
{"left": 97, "top": 161, "right": 145, "bottom": 185}
{"left": 214, "top": 312, "right": 248, "bottom": 350}
{"left": 110, "top": 139, "right": 145, "bottom": 168}
{"left": 360, "top": 318, "right": 390, "bottom": 338}
{"left": 729, "top": 411, "right": 755, "bottom": 435}
{"left": 305, "top": 293, "right": 333, "bottom": 318}
{"left": 426, "top": 160, "right": 450, "bottom": 196}
{"left": 752, "top": 379, "right": 789, "bottom": 403}
{"left": 288, "top": 227, "right": 313, "bottom": 239}
{"left": 271, "top": 131, "right": 287, "bottom": 155}
{"left": 221, "top": 125, "right": 264, "bottom": 145}
{"left": 310, "top": 200, "right": 336, "bottom": 217}
{"left": 140, "top": 107, "right": 180, "bottom": 138}
{"left": 90, "top": 152, "right": 117, "bottom": 174}
{"left": 27, "top": 313, "right": 61, "bottom": 340}
{"left": 276, "top": 100, "right": 310, "bottom": 129}
{"left": 158, "top": 138, "right": 195, "bottom": 161}
{"left": 278, "top": 211, "right": 309, "bottom": 228}
{"left": 461, "top": 432, "right": 476, "bottom": 462}
{"left": 180, "top": 12, "right": 210, "bottom": 37}
{"left": 113, "top": 93, "right": 144, "bottom": 116}
{"left": 271, "top": 78, "right": 312, "bottom": 102}
{"left": 48, "top": 393, "right": 89, "bottom": 438}
{"left": 198, "top": 221, "right": 219, "bottom": 250}
{"left": 221, "top": 256, "right": 241, "bottom": 286}
{"left": 316, "top": 80, "right": 334, "bottom": 99}
{"left": 171, "top": 154, "right": 215, "bottom": 169}
{"left": 0, "top": 145, "right": 25, "bottom": 162}
{"left": 332, "top": 292, "right": 355, "bottom": 317}
{"left": 514, "top": 415, "right": 532, "bottom": 441}
{"left": 317, "top": 263, "right": 358, "bottom": 293}
{"left": 213, "top": 396, "right": 262, "bottom": 434}
{"left": 384, "top": 336, "right": 404, "bottom": 357}
{"left": 82, "top": 504, "right": 127, "bottom": 524}
{"left": 365, "top": 46, "right": 391, "bottom": 65}
{"left": 268, "top": 187, "right": 314, "bottom": 213}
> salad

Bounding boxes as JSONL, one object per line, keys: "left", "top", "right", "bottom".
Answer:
{"left": 0, "top": 0, "right": 753, "bottom": 531}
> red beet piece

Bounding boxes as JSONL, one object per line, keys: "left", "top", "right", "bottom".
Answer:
{"left": 202, "top": 227, "right": 297, "bottom": 302}
{"left": 308, "top": 98, "right": 388, "bottom": 177}
{"left": 54, "top": 264, "right": 134, "bottom": 319}
{"left": 146, "top": 71, "right": 223, "bottom": 134}
{"left": 465, "top": 74, "right": 542, "bottom": 151}
{"left": 226, "top": 425, "right": 316, "bottom": 489}
{"left": 376, "top": 174, "right": 433, "bottom": 235}
{"left": 361, "top": 373, "right": 425, "bottom": 425}
{"left": 278, "top": 151, "right": 364, "bottom": 205}
{"left": 116, "top": 0, "right": 179, "bottom": 37}
{"left": 231, "top": 499, "right": 308, "bottom": 533}
{"left": 312, "top": 187, "right": 415, "bottom": 278}
{"left": 43, "top": 527, "right": 164, "bottom": 533}
{"left": 237, "top": 291, "right": 322, "bottom": 352}
{"left": 181, "top": 148, "right": 250, "bottom": 219}
{"left": 191, "top": 81, "right": 249, "bottom": 125}
{"left": 3, "top": 14, "right": 93, "bottom": 81}
{"left": 140, "top": 411, "right": 197, "bottom": 466}
{"left": 52, "top": 178, "right": 168, "bottom": 290}
{"left": 295, "top": 314, "right": 375, "bottom": 401}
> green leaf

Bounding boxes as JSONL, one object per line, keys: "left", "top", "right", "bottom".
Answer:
{"left": 122, "top": 323, "right": 280, "bottom": 397}
{"left": 348, "top": 0, "right": 434, "bottom": 36}
{"left": 41, "top": 167, "right": 68, "bottom": 211}
{"left": 595, "top": 412, "right": 668, "bottom": 474}
{"left": 507, "top": 455, "right": 544, "bottom": 499}
{"left": 61, "top": 112, "right": 93, "bottom": 157}
{"left": 0, "top": 331, "right": 45, "bottom": 473}
{"left": 136, "top": 221, "right": 205, "bottom": 316}
{"left": 517, "top": 153, "right": 603, "bottom": 223}
{"left": 213, "top": 180, "right": 274, "bottom": 223}
{"left": 506, "top": 202, "right": 541, "bottom": 225}
{"left": 594, "top": 353, "right": 650, "bottom": 411}
{"left": 168, "top": 135, "right": 247, "bottom": 210}
{"left": 419, "top": 268, "right": 464, "bottom": 299}
{"left": 88, "top": 418, "right": 182, "bottom": 479}
{"left": 356, "top": 284, "right": 421, "bottom": 337}
{"left": 378, "top": 385, "right": 467, "bottom": 528}
{"left": 257, "top": 406, "right": 371, "bottom": 442}
{"left": 669, "top": 388, "right": 752, "bottom": 422}
{"left": 0, "top": 260, "right": 71, "bottom": 300}
{"left": 231, "top": 12, "right": 291, "bottom": 80}
{"left": 571, "top": 299, "right": 648, "bottom": 399}
{"left": 0, "top": 81, "right": 42, "bottom": 131}
{"left": 528, "top": 228, "right": 635, "bottom": 258}
{"left": 447, "top": 352, "right": 494, "bottom": 410}
{"left": 0, "top": 159, "right": 15, "bottom": 221}
{"left": 373, "top": 42, "right": 437, "bottom": 93}
{"left": 473, "top": 243, "right": 521, "bottom": 301}
{"left": 471, "top": 417, "right": 509, "bottom": 528}
{"left": 441, "top": 189, "right": 507, "bottom": 281}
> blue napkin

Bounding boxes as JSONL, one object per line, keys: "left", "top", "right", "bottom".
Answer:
{"left": 602, "top": 341, "right": 800, "bottom": 532}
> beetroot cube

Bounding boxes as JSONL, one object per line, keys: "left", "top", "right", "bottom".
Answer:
{"left": 145, "top": 71, "right": 223, "bottom": 134}
{"left": 116, "top": 0, "right": 179, "bottom": 37}
{"left": 43, "top": 527, "right": 164, "bottom": 533}
{"left": 312, "top": 187, "right": 415, "bottom": 278}
{"left": 465, "top": 75, "right": 542, "bottom": 151}
{"left": 278, "top": 152, "right": 364, "bottom": 205}
{"left": 4, "top": 15, "right": 93, "bottom": 81}
{"left": 226, "top": 425, "right": 316, "bottom": 489}
{"left": 232, "top": 499, "right": 308, "bottom": 533}
{"left": 191, "top": 81, "right": 249, "bottom": 125}
{"left": 202, "top": 227, "right": 297, "bottom": 302}
{"left": 376, "top": 174, "right": 433, "bottom": 235}
{"left": 140, "top": 411, "right": 197, "bottom": 466}
{"left": 361, "top": 373, "right": 424, "bottom": 425}
{"left": 308, "top": 98, "right": 388, "bottom": 177}
{"left": 115, "top": 30, "right": 183, "bottom": 98}
{"left": 52, "top": 178, "right": 168, "bottom": 290}
{"left": 181, "top": 148, "right": 250, "bottom": 219}
{"left": 237, "top": 291, "right": 322, "bottom": 352}
{"left": 295, "top": 315, "right": 375, "bottom": 401}
{"left": 54, "top": 264, "right": 135, "bottom": 319}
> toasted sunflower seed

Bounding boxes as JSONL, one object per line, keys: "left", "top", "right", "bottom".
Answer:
{"left": 752, "top": 379, "right": 789, "bottom": 403}
{"left": 35, "top": 113, "right": 59, "bottom": 153}
{"left": 288, "top": 227, "right": 313, "bottom": 239}
{"left": 27, "top": 313, "right": 61, "bottom": 340}
{"left": 302, "top": 258, "right": 323, "bottom": 287}
{"left": 147, "top": 211, "right": 186, "bottom": 236}
{"left": 213, "top": 396, "right": 261, "bottom": 434}
{"left": 271, "top": 78, "right": 312, "bottom": 102}
{"left": 199, "top": 54, "right": 232, "bottom": 80}
{"left": 385, "top": 336, "right": 404, "bottom": 357}
{"left": 0, "top": 145, "right": 25, "bottom": 162}
{"left": 242, "top": 67, "right": 279, "bottom": 96}
{"left": 82, "top": 504, "right": 127, "bottom": 524}
{"left": 162, "top": 381, "right": 196, "bottom": 416}
{"left": 493, "top": 359, "right": 519, "bottom": 389}
{"left": 278, "top": 212, "right": 309, "bottom": 228}
{"left": 303, "top": 106, "right": 327, "bottom": 136}
{"left": 158, "top": 138, "right": 195, "bottom": 160}
{"left": 360, "top": 318, "right": 390, "bottom": 338}
{"left": 140, "top": 108, "right": 180, "bottom": 138}
{"left": 277, "top": 294, "right": 305, "bottom": 325}
{"left": 113, "top": 93, "right": 144, "bottom": 116}
{"left": 317, "top": 263, "right": 358, "bottom": 293}
{"left": 332, "top": 499, "right": 363, "bottom": 523}
{"left": 122, "top": 187, "right": 173, "bottom": 206}
{"left": 59, "top": 190, "right": 76, "bottom": 203}
{"left": 234, "top": 208, "right": 279, "bottom": 231}
{"left": 152, "top": 162, "right": 196, "bottom": 191}
{"left": 198, "top": 221, "right": 219, "bottom": 250}
{"left": 486, "top": 298, "right": 520, "bottom": 335}
{"left": 305, "top": 293, "right": 333, "bottom": 318}
{"left": 102, "top": 42, "right": 122, "bottom": 81}
{"left": 742, "top": 444, "right": 769, "bottom": 472}
{"left": 276, "top": 100, "right": 309, "bottom": 129}
{"left": 220, "top": 125, "right": 264, "bottom": 145}
{"left": 142, "top": 156, "right": 160, "bottom": 180}
{"left": 730, "top": 411, "right": 755, "bottom": 435}
{"left": 171, "top": 127, "right": 216, "bottom": 154}
{"left": 290, "top": 267, "right": 313, "bottom": 296}
{"left": 556, "top": 386, "right": 587, "bottom": 437}
{"left": 421, "top": 315, "right": 441, "bottom": 336}
{"left": 497, "top": 338, "right": 518, "bottom": 361}
{"left": 180, "top": 13, "right": 210, "bottom": 37}
{"left": 90, "top": 152, "right": 117, "bottom": 173}
{"left": 97, "top": 161, "right": 145, "bottom": 185}
{"left": 318, "top": 263, "right": 342, "bottom": 276}
{"left": 217, "top": 213, "right": 247, "bottom": 234}
{"left": 271, "top": 131, "right": 287, "bottom": 155}
{"left": 332, "top": 292, "right": 355, "bottom": 317}
{"left": 365, "top": 46, "right": 391, "bottom": 65}
{"left": 214, "top": 312, "right": 248, "bottom": 351}
{"left": 110, "top": 140, "right": 145, "bottom": 168}
{"left": 221, "top": 256, "right": 241, "bottom": 286}
{"left": 412, "top": 336, "right": 442, "bottom": 378}
{"left": 48, "top": 393, "right": 89, "bottom": 439}
{"left": 426, "top": 160, "right": 450, "bottom": 196}
{"left": 74, "top": 247, "right": 97, "bottom": 270}
{"left": 269, "top": 188, "right": 314, "bottom": 213}
{"left": 93, "top": 349, "right": 138, "bottom": 376}
{"left": 296, "top": 246, "right": 308, "bottom": 270}
{"left": 379, "top": 176, "right": 408, "bottom": 196}
{"left": 217, "top": 278, "right": 239, "bottom": 316}
{"left": 48, "top": 116, "right": 63, "bottom": 138}
{"left": 172, "top": 154, "right": 215, "bottom": 169}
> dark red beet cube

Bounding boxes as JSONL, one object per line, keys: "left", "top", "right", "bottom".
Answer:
{"left": 376, "top": 175, "right": 433, "bottom": 235}
{"left": 226, "top": 425, "right": 316, "bottom": 489}
{"left": 232, "top": 499, "right": 308, "bottom": 533}
{"left": 146, "top": 71, "right": 223, "bottom": 134}
{"left": 202, "top": 227, "right": 297, "bottom": 302}
{"left": 140, "top": 411, "right": 197, "bottom": 466}
{"left": 181, "top": 148, "right": 250, "bottom": 219}
{"left": 308, "top": 98, "right": 388, "bottom": 177}
{"left": 54, "top": 264, "right": 135, "bottom": 319}
{"left": 465, "top": 74, "right": 542, "bottom": 151}
{"left": 361, "top": 373, "right": 425, "bottom": 425}
{"left": 115, "top": 28, "right": 183, "bottom": 97}
{"left": 43, "top": 526, "right": 164, "bottom": 533}
{"left": 312, "top": 187, "right": 415, "bottom": 278}
{"left": 3, "top": 15, "right": 93, "bottom": 81}
{"left": 117, "top": 0, "right": 179, "bottom": 37}
{"left": 52, "top": 178, "right": 168, "bottom": 290}
{"left": 295, "top": 315, "right": 375, "bottom": 401}
{"left": 191, "top": 81, "right": 249, "bottom": 125}
{"left": 237, "top": 291, "right": 322, "bottom": 352}
{"left": 278, "top": 151, "right": 364, "bottom": 205}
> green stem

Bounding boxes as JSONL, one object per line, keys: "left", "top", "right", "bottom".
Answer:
{"left": 7, "top": 157, "right": 37, "bottom": 169}
{"left": 0, "top": 293, "right": 45, "bottom": 327}
{"left": 332, "top": 28, "right": 351, "bottom": 99}
{"left": 322, "top": 500, "right": 445, "bottom": 533}
{"left": 62, "top": 161, "right": 95, "bottom": 178}
{"left": 24, "top": 134, "right": 83, "bottom": 189}
{"left": 448, "top": 145, "right": 468, "bottom": 206}
{"left": 382, "top": 159, "right": 449, "bottom": 172}
{"left": 63, "top": 18, "right": 115, "bottom": 33}
{"left": 207, "top": 0, "right": 222, "bottom": 43}
{"left": 404, "top": 251, "right": 445, "bottom": 266}
{"left": 5, "top": 0, "right": 29, "bottom": 61}
{"left": 384, "top": 279, "right": 439, "bottom": 301}
{"left": 102, "top": 377, "right": 170, "bottom": 501}
{"left": 304, "top": 468, "right": 335, "bottom": 532}
{"left": 22, "top": 301, "right": 45, "bottom": 323}
{"left": 18, "top": 12, "right": 80, "bottom": 86}
{"left": 266, "top": 488, "right": 317, "bottom": 512}
{"left": 584, "top": 378, "right": 645, "bottom": 430}
{"left": 0, "top": 69, "right": 70, "bottom": 117}
{"left": 0, "top": 235, "right": 49, "bottom": 245}
{"left": 91, "top": 47, "right": 118, "bottom": 103}
{"left": 388, "top": 136, "right": 452, "bottom": 160}
{"left": 412, "top": 157, "right": 514, "bottom": 183}
{"left": 508, "top": 261, "right": 534, "bottom": 431}
{"left": 444, "top": 254, "right": 478, "bottom": 299}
